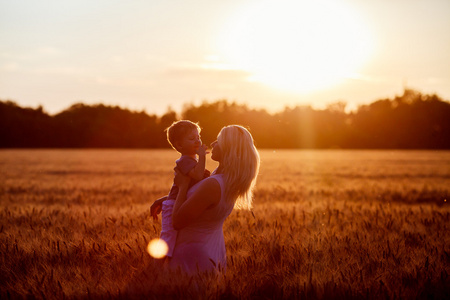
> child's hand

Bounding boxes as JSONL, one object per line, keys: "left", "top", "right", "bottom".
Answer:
{"left": 196, "top": 144, "right": 208, "bottom": 156}
{"left": 203, "top": 169, "right": 211, "bottom": 179}
{"left": 150, "top": 196, "right": 167, "bottom": 221}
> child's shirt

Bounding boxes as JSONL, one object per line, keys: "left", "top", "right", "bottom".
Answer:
{"left": 166, "top": 155, "right": 198, "bottom": 201}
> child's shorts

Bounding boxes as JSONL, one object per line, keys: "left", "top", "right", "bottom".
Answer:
{"left": 160, "top": 199, "right": 177, "bottom": 257}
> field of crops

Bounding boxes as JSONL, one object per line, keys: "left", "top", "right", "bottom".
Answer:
{"left": 1, "top": 149, "right": 449, "bottom": 299}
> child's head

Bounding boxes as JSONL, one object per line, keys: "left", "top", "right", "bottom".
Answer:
{"left": 165, "top": 120, "right": 202, "bottom": 155}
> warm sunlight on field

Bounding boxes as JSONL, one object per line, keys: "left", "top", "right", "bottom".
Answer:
{"left": 0, "top": 149, "right": 449, "bottom": 299}
{"left": 218, "top": 0, "right": 374, "bottom": 93}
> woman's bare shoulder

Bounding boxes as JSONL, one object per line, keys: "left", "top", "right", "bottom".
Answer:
{"left": 197, "top": 176, "right": 221, "bottom": 192}
{"left": 193, "top": 177, "right": 221, "bottom": 204}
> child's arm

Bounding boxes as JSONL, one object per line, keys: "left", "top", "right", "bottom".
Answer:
{"left": 187, "top": 144, "right": 208, "bottom": 182}
{"left": 150, "top": 195, "right": 167, "bottom": 221}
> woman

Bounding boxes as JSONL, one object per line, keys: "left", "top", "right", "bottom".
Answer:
{"left": 169, "top": 125, "right": 260, "bottom": 274}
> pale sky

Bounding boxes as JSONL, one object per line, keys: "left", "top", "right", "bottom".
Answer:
{"left": 1, "top": 0, "right": 449, "bottom": 115}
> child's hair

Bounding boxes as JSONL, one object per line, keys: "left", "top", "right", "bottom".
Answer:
{"left": 165, "top": 120, "right": 201, "bottom": 152}
{"left": 217, "top": 125, "right": 260, "bottom": 210}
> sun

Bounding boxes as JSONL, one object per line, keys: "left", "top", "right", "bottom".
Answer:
{"left": 217, "top": 0, "right": 374, "bottom": 93}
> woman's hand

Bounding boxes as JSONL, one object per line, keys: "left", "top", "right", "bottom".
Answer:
{"left": 174, "top": 167, "right": 191, "bottom": 189}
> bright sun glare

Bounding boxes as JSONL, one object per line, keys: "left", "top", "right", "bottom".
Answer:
{"left": 147, "top": 238, "right": 168, "bottom": 259}
{"left": 218, "top": 0, "right": 374, "bottom": 93}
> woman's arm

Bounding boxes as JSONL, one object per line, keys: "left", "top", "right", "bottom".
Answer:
{"left": 172, "top": 176, "right": 221, "bottom": 230}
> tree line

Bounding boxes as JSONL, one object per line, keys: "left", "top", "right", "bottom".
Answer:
{"left": 1, "top": 89, "right": 449, "bottom": 149}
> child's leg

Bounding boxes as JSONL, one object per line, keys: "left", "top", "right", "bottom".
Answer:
{"left": 160, "top": 199, "right": 177, "bottom": 257}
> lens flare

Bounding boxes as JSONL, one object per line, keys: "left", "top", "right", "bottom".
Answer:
{"left": 147, "top": 238, "right": 168, "bottom": 259}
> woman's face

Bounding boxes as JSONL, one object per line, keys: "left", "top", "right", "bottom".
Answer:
{"left": 210, "top": 140, "right": 222, "bottom": 162}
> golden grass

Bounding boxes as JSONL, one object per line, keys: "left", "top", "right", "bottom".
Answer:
{"left": 0, "top": 149, "right": 449, "bottom": 299}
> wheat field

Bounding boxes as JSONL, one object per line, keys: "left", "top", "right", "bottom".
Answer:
{"left": 1, "top": 149, "right": 449, "bottom": 299}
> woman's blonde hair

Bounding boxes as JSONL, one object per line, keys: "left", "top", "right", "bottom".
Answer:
{"left": 217, "top": 125, "right": 260, "bottom": 210}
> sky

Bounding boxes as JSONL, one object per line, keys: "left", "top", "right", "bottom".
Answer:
{"left": 1, "top": 0, "right": 449, "bottom": 115}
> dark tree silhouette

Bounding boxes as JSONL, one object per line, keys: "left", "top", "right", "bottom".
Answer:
{"left": 351, "top": 89, "right": 450, "bottom": 149}
{"left": 1, "top": 89, "right": 449, "bottom": 149}
{"left": 0, "top": 101, "right": 54, "bottom": 147}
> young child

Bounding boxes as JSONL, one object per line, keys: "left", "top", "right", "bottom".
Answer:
{"left": 150, "top": 120, "right": 209, "bottom": 258}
